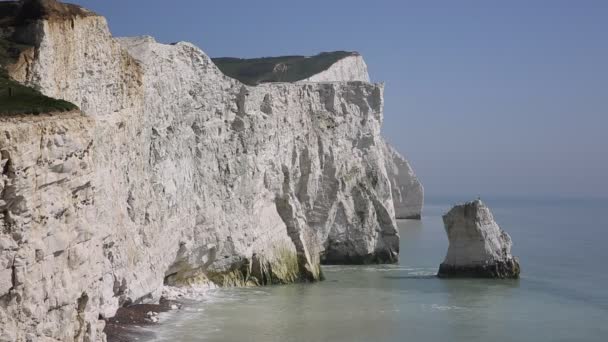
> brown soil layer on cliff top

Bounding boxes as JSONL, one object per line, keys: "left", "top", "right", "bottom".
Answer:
{"left": 0, "top": 0, "right": 95, "bottom": 27}
{"left": 104, "top": 298, "right": 180, "bottom": 342}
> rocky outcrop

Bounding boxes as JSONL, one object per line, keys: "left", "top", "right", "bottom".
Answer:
{"left": 0, "top": 1, "right": 417, "bottom": 340}
{"left": 298, "top": 54, "right": 370, "bottom": 83}
{"left": 437, "top": 200, "right": 520, "bottom": 279}
{"left": 383, "top": 142, "right": 423, "bottom": 219}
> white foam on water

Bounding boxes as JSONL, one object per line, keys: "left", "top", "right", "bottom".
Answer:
{"left": 426, "top": 304, "right": 470, "bottom": 312}
{"left": 323, "top": 265, "right": 419, "bottom": 273}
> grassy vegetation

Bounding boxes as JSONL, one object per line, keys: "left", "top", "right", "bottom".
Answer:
{"left": 1, "top": 1, "right": 80, "bottom": 115}
{"left": 0, "top": 72, "right": 78, "bottom": 116}
{"left": 212, "top": 51, "right": 358, "bottom": 86}
{"left": 0, "top": 37, "right": 78, "bottom": 116}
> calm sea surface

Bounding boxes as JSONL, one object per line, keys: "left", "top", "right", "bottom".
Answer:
{"left": 151, "top": 197, "right": 608, "bottom": 342}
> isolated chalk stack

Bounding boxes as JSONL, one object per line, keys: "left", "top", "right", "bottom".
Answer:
{"left": 438, "top": 199, "right": 520, "bottom": 278}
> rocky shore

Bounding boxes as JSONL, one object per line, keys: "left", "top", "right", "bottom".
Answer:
{"left": 103, "top": 299, "right": 175, "bottom": 342}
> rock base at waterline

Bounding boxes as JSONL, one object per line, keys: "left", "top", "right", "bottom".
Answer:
{"left": 437, "top": 258, "right": 520, "bottom": 279}
{"left": 438, "top": 199, "right": 521, "bottom": 279}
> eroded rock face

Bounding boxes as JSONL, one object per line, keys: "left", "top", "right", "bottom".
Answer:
{"left": 437, "top": 200, "right": 520, "bottom": 279}
{"left": 383, "top": 142, "right": 423, "bottom": 219}
{"left": 119, "top": 35, "right": 400, "bottom": 266}
{"left": 0, "top": 112, "right": 102, "bottom": 342}
{"left": 0, "top": 6, "right": 415, "bottom": 341}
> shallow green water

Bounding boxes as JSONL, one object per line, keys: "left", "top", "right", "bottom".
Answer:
{"left": 152, "top": 198, "right": 608, "bottom": 342}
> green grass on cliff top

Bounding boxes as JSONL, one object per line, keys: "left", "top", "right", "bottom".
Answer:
{"left": 212, "top": 51, "right": 358, "bottom": 86}
{"left": 0, "top": 72, "right": 78, "bottom": 116}
{"left": 0, "top": 37, "right": 78, "bottom": 116}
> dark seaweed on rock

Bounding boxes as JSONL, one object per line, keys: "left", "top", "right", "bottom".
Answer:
{"left": 437, "top": 259, "right": 521, "bottom": 279}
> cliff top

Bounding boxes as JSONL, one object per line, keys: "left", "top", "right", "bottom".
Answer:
{"left": 0, "top": 1, "right": 80, "bottom": 116}
{"left": 212, "top": 51, "right": 360, "bottom": 86}
{"left": 1, "top": 39, "right": 77, "bottom": 116}
{"left": 0, "top": 0, "right": 94, "bottom": 26}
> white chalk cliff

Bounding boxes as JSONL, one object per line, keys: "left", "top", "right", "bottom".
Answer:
{"left": 438, "top": 200, "right": 520, "bottom": 278}
{"left": 383, "top": 143, "right": 424, "bottom": 219}
{"left": 0, "top": 2, "right": 423, "bottom": 341}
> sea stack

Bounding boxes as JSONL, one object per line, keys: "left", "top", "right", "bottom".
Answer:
{"left": 437, "top": 200, "right": 520, "bottom": 278}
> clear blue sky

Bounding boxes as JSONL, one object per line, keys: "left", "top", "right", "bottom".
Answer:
{"left": 71, "top": 0, "right": 608, "bottom": 198}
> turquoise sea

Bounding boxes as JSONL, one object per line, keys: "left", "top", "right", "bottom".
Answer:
{"left": 151, "top": 197, "right": 608, "bottom": 342}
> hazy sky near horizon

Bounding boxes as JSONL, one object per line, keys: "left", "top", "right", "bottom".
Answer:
{"left": 70, "top": 0, "right": 608, "bottom": 198}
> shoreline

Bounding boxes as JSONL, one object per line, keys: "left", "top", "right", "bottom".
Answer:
{"left": 104, "top": 298, "right": 181, "bottom": 342}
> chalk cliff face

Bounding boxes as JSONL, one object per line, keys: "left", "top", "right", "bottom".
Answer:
{"left": 438, "top": 200, "right": 520, "bottom": 279}
{"left": 9, "top": 13, "right": 142, "bottom": 118}
{"left": 383, "top": 142, "right": 424, "bottom": 219}
{"left": 0, "top": 112, "right": 101, "bottom": 342}
{"left": 0, "top": 2, "right": 422, "bottom": 340}
{"left": 298, "top": 55, "right": 370, "bottom": 83}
